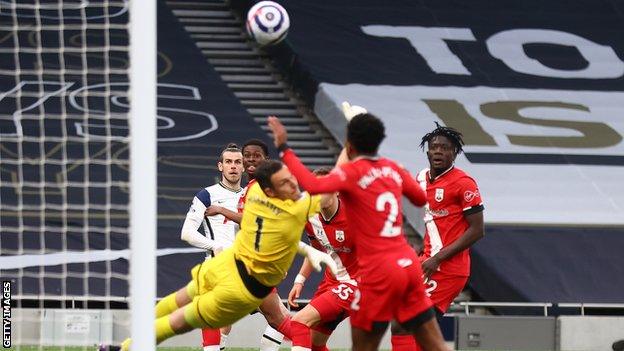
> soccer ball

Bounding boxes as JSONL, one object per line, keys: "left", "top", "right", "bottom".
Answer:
{"left": 246, "top": 1, "right": 290, "bottom": 46}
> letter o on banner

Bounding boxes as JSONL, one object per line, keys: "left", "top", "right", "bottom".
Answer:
{"left": 486, "top": 29, "right": 624, "bottom": 79}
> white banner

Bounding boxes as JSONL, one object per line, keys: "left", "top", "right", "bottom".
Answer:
{"left": 315, "top": 84, "right": 624, "bottom": 225}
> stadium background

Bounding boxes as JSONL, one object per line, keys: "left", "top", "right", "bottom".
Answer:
{"left": 1, "top": 0, "right": 623, "bottom": 349}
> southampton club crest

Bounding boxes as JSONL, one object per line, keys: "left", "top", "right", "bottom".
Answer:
{"left": 435, "top": 188, "right": 444, "bottom": 202}
{"left": 335, "top": 230, "right": 345, "bottom": 242}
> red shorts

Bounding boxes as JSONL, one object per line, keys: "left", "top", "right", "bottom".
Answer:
{"left": 425, "top": 271, "right": 468, "bottom": 313}
{"left": 309, "top": 280, "right": 356, "bottom": 335}
{"left": 349, "top": 248, "right": 433, "bottom": 332}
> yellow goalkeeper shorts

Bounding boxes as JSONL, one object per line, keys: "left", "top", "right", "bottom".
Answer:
{"left": 185, "top": 248, "right": 267, "bottom": 329}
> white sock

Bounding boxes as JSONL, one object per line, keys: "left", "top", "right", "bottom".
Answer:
{"left": 203, "top": 346, "right": 220, "bottom": 351}
{"left": 260, "top": 325, "right": 284, "bottom": 351}
{"left": 220, "top": 333, "right": 229, "bottom": 351}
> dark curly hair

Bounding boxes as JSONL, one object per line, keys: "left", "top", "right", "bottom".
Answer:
{"left": 243, "top": 138, "right": 269, "bottom": 157}
{"left": 347, "top": 113, "right": 386, "bottom": 155}
{"left": 419, "top": 122, "right": 465, "bottom": 155}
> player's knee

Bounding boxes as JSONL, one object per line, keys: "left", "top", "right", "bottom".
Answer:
{"left": 264, "top": 313, "right": 285, "bottom": 327}
{"left": 176, "top": 285, "right": 193, "bottom": 306}
{"left": 292, "top": 314, "right": 315, "bottom": 327}
{"left": 185, "top": 280, "right": 197, "bottom": 299}
{"left": 183, "top": 300, "right": 212, "bottom": 329}
{"left": 292, "top": 305, "right": 322, "bottom": 327}
{"left": 260, "top": 304, "right": 288, "bottom": 326}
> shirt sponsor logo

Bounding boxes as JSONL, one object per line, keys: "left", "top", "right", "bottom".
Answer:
{"left": 435, "top": 188, "right": 444, "bottom": 202}
{"left": 427, "top": 208, "right": 449, "bottom": 218}
{"left": 464, "top": 190, "right": 479, "bottom": 202}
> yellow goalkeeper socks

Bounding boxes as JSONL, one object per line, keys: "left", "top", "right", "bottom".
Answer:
{"left": 155, "top": 315, "right": 176, "bottom": 344}
{"left": 155, "top": 292, "right": 180, "bottom": 318}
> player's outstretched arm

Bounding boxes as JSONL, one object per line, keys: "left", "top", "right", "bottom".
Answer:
{"left": 297, "top": 242, "right": 338, "bottom": 275}
{"left": 288, "top": 257, "right": 314, "bottom": 308}
{"left": 267, "top": 116, "right": 348, "bottom": 194}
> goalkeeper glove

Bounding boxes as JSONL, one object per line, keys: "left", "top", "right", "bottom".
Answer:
{"left": 297, "top": 242, "right": 338, "bottom": 275}
{"left": 341, "top": 101, "right": 368, "bottom": 121}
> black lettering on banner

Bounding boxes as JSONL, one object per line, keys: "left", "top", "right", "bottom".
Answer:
{"left": 2, "top": 281, "right": 11, "bottom": 348}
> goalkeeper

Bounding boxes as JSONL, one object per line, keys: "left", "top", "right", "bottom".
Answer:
{"left": 106, "top": 160, "right": 337, "bottom": 351}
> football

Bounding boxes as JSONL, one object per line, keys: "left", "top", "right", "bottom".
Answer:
{"left": 246, "top": 1, "right": 290, "bottom": 46}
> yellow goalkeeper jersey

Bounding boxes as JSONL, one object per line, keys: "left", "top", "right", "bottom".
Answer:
{"left": 233, "top": 181, "right": 320, "bottom": 287}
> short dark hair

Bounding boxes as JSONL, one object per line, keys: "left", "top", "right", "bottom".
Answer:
{"left": 255, "top": 160, "right": 283, "bottom": 191}
{"left": 313, "top": 166, "right": 332, "bottom": 176}
{"left": 419, "top": 122, "right": 465, "bottom": 155}
{"left": 219, "top": 142, "right": 242, "bottom": 162}
{"left": 347, "top": 113, "right": 385, "bottom": 155}
{"left": 243, "top": 139, "right": 269, "bottom": 157}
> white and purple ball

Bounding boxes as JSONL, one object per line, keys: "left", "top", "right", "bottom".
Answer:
{"left": 246, "top": 1, "right": 290, "bottom": 46}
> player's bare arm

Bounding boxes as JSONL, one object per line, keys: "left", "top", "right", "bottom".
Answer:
{"left": 422, "top": 210, "right": 484, "bottom": 279}
{"left": 269, "top": 116, "right": 348, "bottom": 195}
{"left": 205, "top": 205, "right": 243, "bottom": 224}
{"left": 287, "top": 257, "right": 314, "bottom": 308}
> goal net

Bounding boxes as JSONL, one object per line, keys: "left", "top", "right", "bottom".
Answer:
{"left": 0, "top": 0, "right": 155, "bottom": 349}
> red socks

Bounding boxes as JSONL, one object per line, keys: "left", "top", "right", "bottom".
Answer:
{"left": 277, "top": 316, "right": 293, "bottom": 340}
{"left": 391, "top": 334, "right": 419, "bottom": 351}
{"left": 290, "top": 320, "right": 311, "bottom": 348}
{"left": 202, "top": 328, "right": 221, "bottom": 347}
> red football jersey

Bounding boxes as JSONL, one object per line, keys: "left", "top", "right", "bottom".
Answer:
{"left": 417, "top": 166, "right": 484, "bottom": 276}
{"left": 304, "top": 201, "right": 358, "bottom": 286}
{"left": 237, "top": 179, "right": 257, "bottom": 213}
{"left": 281, "top": 149, "right": 426, "bottom": 275}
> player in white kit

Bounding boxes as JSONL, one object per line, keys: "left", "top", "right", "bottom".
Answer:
{"left": 178, "top": 143, "right": 288, "bottom": 351}
{"left": 179, "top": 143, "right": 245, "bottom": 350}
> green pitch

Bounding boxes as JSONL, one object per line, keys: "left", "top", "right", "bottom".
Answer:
{"left": 9, "top": 348, "right": 352, "bottom": 351}
{"left": 5, "top": 346, "right": 347, "bottom": 351}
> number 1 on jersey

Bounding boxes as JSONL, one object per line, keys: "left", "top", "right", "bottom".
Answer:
{"left": 255, "top": 216, "right": 264, "bottom": 251}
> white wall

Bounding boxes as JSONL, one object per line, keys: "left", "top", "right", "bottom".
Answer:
{"left": 558, "top": 316, "right": 624, "bottom": 351}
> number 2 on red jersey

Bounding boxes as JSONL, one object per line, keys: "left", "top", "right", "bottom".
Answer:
{"left": 376, "top": 191, "right": 400, "bottom": 237}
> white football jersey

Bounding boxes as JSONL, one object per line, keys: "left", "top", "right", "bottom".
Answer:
{"left": 184, "top": 182, "right": 243, "bottom": 254}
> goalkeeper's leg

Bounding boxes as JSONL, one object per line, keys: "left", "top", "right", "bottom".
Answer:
{"left": 258, "top": 289, "right": 292, "bottom": 351}
{"left": 155, "top": 282, "right": 195, "bottom": 318}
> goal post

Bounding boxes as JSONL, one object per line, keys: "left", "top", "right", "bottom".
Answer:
{"left": 0, "top": 0, "right": 157, "bottom": 349}
{"left": 129, "top": 0, "right": 157, "bottom": 349}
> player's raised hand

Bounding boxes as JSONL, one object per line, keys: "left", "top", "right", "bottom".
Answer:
{"left": 287, "top": 283, "right": 303, "bottom": 308}
{"left": 341, "top": 101, "right": 367, "bottom": 121}
{"left": 267, "top": 115, "right": 287, "bottom": 147}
